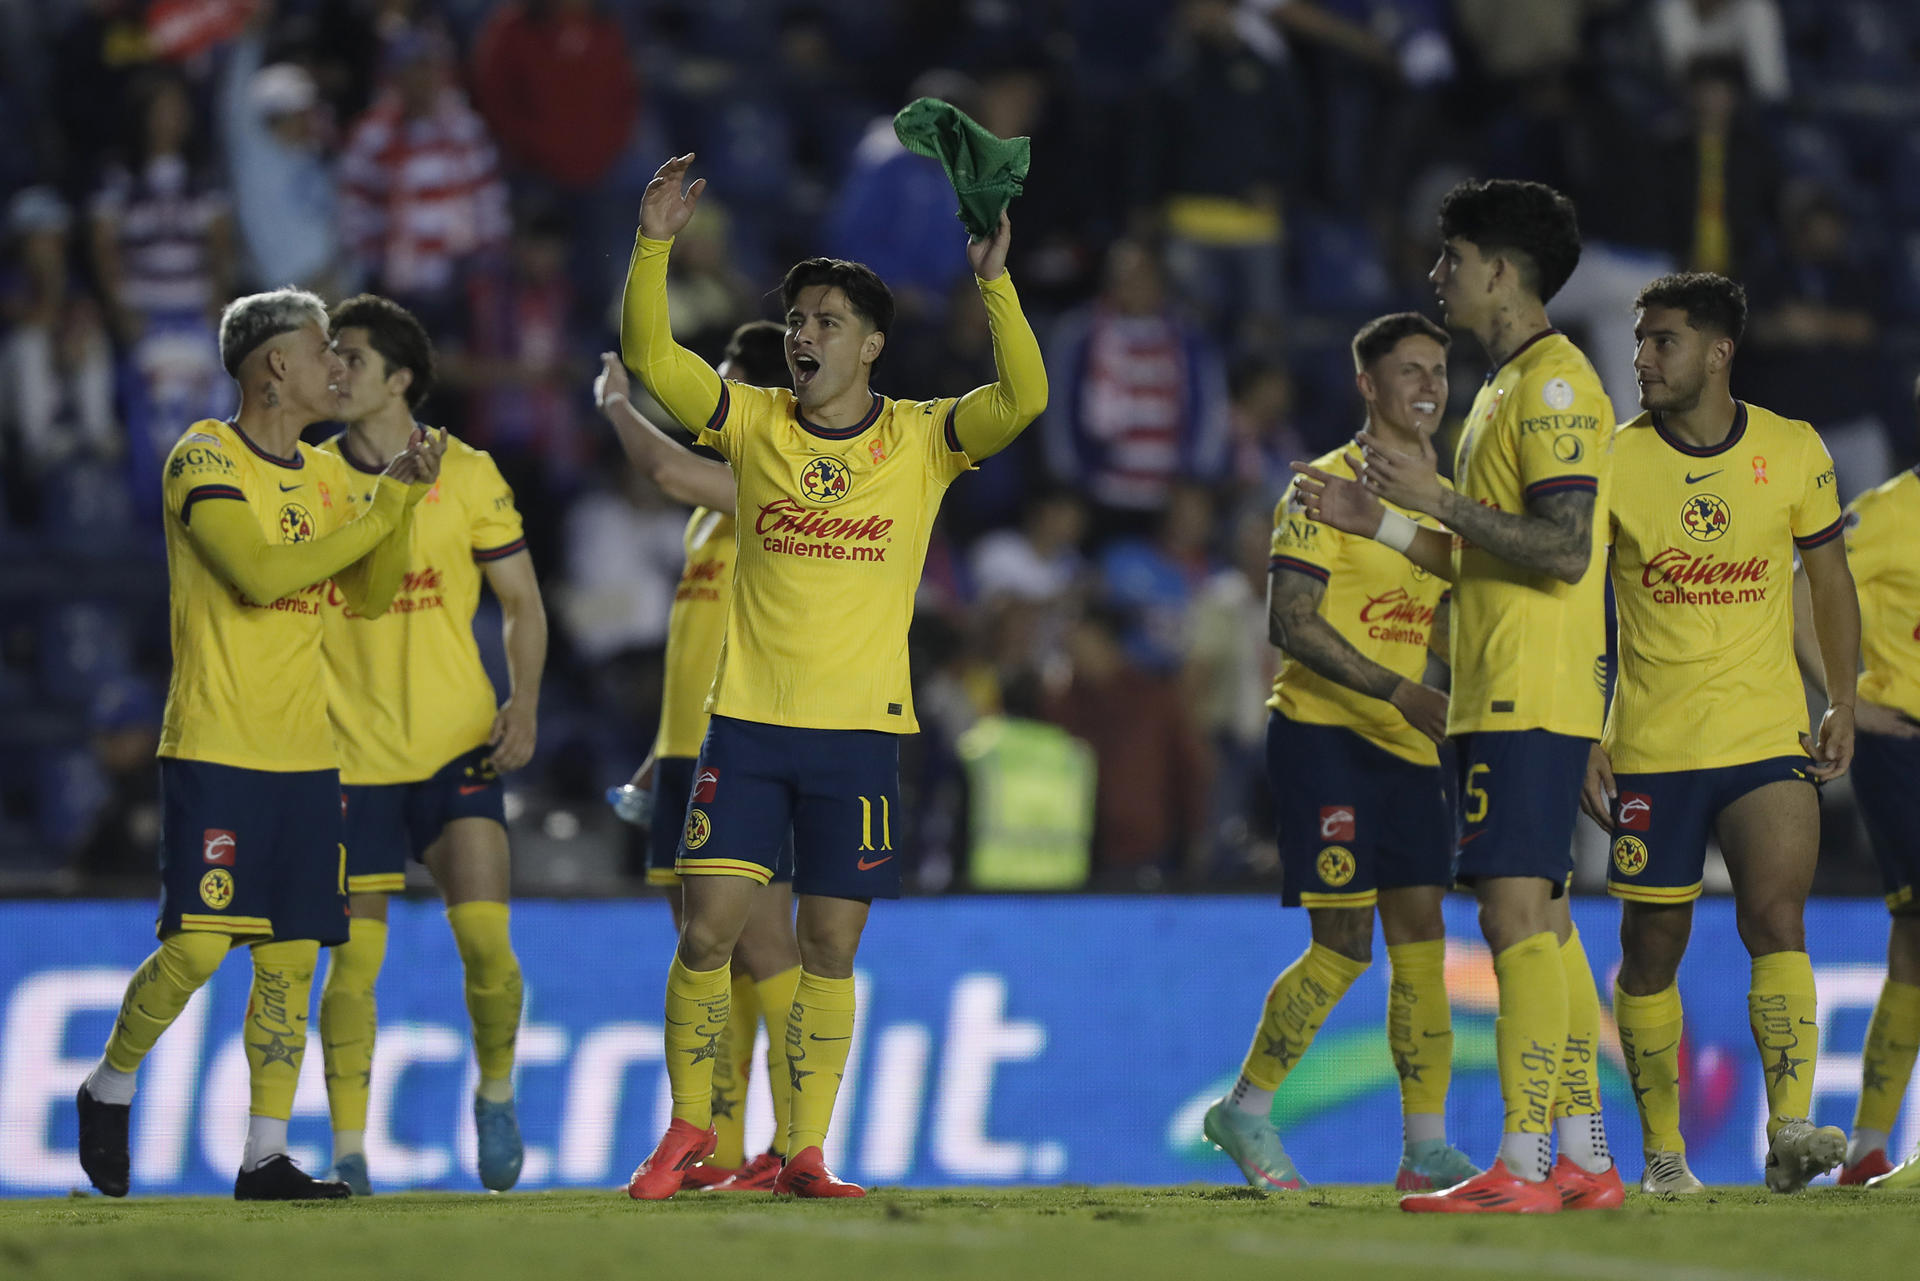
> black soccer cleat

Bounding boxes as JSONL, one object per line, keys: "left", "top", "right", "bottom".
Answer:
{"left": 233, "top": 1154, "right": 353, "bottom": 1201}
{"left": 76, "top": 1085, "right": 131, "bottom": 1197}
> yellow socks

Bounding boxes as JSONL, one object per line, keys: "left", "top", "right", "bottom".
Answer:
{"left": 1553, "top": 927, "right": 1612, "bottom": 1171}
{"left": 99, "top": 931, "right": 230, "bottom": 1079}
{"left": 1856, "top": 978, "right": 1920, "bottom": 1136}
{"left": 1492, "top": 932, "right": 1566, "bottom": 1181}
{"left": 245, "top": 940, "right": 319, "bottom": 1122}
{"left": 1749, "top": 950, "right": 1818, "bottom": 1140}
{"left": 710, "top": 972, "right": 760, "bottom": 1167}
{"left": 448, "top": 902, "right": 522, "bottom": 1097}
{"left": 1613, "top": 981, "right": 1685, "bottom": 1154}
{"left": 320, "top": 916, "right": 387, "bottom": 1142}
{"left": 1386, "top": 939, "right": 1450, "bottom": 1133}
{"left": 1230, "top": 943, "right": 1369, "bottom": 1115}
{"left": 754, "top": 965, "right": 802, "bottom": 1156}
{"left": 665, "top": 955, "right": 732, "bottom": 1127}
{"left": 785, "top": 970, "right": 856, "bottom": 1155}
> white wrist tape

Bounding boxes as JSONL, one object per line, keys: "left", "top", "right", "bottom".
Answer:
{"left": 1375, "top": 509, "right": 1419, "bottom": 553}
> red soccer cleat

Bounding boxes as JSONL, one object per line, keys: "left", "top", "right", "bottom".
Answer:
{"left": 1400, "top": 1159, "right": 1562, "bottom": 1214}
{"left": 709, "top": 1151, "right": 784, "bottom": 1191}
{"left": 1550, "top": 1156, "right": 1625, "bottom": 1209}
{"left": 680, "top": 1162, "right": 738, "bottom": 1190}
{"left": 772, "top": 1146, "right": 865, "bottom": 1198}
{"left": 1839, "top": 1149, "right": 1892, "bottom": 1186}
{"left": 625, "top": 1118, "right": 717, "bottom": 1200}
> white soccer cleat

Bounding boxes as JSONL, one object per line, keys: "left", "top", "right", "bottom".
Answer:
{"left": 1640, "top": 1149, "right": 1704, "bottom": 1196}
{"left": 1764, "top": 1120, "right": 1847, "bottom": 1194}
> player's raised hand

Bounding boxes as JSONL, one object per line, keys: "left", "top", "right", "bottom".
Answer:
{"left": 1580, "top": 742, "right": 1617, "bottom": 831}
{"left": 1389, "top": 678, "right": 1448, "bottom": 744}
{"left": 966, "top": 210, "right": 1013, "bottom": 281}
{"left": 593, "top": 352, "right": 631, "bottom": 412}
{"left": 1801, "top": 702, "right": 1856, "bottom": 781}
{"left": 639, "top": 154, "right": 705, "bottom": 241}
{"left": 1288, "top": 451, "right": 1386, "bottom": 538}
{"left": 489, "top": 697, "right": 537, "bottom": 772}
{"left": 1357, "top": 428, "right": 1444, "bottom": 515}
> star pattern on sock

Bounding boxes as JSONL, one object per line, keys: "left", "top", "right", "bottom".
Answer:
{"left": 709, "top": 1093, "right": 739, "bottom": 1121}
{"left": 1766, "top": 1047, "right": 1810, "bottom": 1089}
{"left": 1392, "top": 1049, "right": 1427, "bottom": 1084}
{"left": 1260, "top": 1033, "right": 1302, "bottom": 1071}
{"left": 685, "top": 1032, "right": 723, "bottom": 1065}
{"left": 247, "top": 1031, "right": 301, "bottom": 1070}
{"left": 787, "top": 1062, "right": 813, "bottom": 1093}
{"left": 1861, "top": 1056, "right": 1893, "bottom": 1096}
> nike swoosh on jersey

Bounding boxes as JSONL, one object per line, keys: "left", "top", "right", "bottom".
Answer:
{"left": 279, "top": 482, "right": 302, "bottom": 491}
{"left": 1683, "top": 470, "right": 1721, "bottom": 484}
{"left": 458, "top": 783, "right": 490, "bottom": 795}
{"left": 856, "top": 855, "right": 893, "bottom": 871}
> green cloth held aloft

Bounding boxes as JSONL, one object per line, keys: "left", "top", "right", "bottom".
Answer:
{"left": 892, "top": 97, "right": 1031, "bottom": 240}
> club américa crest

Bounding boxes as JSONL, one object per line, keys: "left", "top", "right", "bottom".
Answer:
{"left": 798, "top": 456, "right": 852, "bottom": 504}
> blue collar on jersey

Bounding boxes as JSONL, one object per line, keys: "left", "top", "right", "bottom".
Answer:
{"left": 230, "top": 420, "right": 303, "bottom": 468}
{"left": 330, "top": 430, "right": 390, "bottom": 475}
{"left": 1484, "top": 327, "right": 1561, "bottom": 383}
{"left": 1652, "top": 401, "right": 1748, "bottom": 457}
{"left": 796, "top": 391, "right": 883, "bottom": 441}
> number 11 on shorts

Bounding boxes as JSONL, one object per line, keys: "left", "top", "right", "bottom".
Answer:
{"left": 859, "top": 796, "right": 892, "bottom": 851}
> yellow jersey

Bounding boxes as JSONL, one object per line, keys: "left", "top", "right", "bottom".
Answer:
{"left": 317, "top": 431, "right": 526, "bottom": 785}
{"left": 159, "top": 419, "right": 368, "bottom": 770}
{"left": 1843, "top": 467, "right": 1920, "bottom": 722}
{"left": 655, "top": 507, "right": 735, "bottom": 759}
{"left": 1268, "top": 449, "right": 1450, "bottom": 765}
{"left": 621, "top": 232, "right": 1046, "bottom": 735}
{"left": 1449, "top": 329, "right": 1614, "bottom": 738}
{"left": 1604, "top": 404, "right": 1841, "bottom": 772}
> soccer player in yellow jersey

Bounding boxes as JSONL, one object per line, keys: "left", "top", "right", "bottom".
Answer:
{"left": 600, "top": 321, "right": 805, "bottom": 1192}
{"left": 74, "top": 288, "right": 442, "bottom": 1200}
{"left": 313, "top": 295, "right": 548, "bottom": 1196}
{"left": 1200, "top": 312, "right": 1480, "bottom": 1193}
{"left": 1294, "top": 180, "right": 1620, "bottom": 1212}
{"left": 1575, "top": 272, "right": 1857, "bottom": 1195}
{"left": 618, "top": 153, "right": 1045, "bottom": 1199}
{"left": 1795, "top": 381, "right": 1920, "bottom": 1187}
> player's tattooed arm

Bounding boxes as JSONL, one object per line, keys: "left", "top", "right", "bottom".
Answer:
{"left": 1268, "top": 568, "right": 1449, "bottom": 743}
{"left": 594, "top": 353, "right": 736, "bottom": 513}
{"left": 1431, "top": 486, "right": 1596, "bottom": 584}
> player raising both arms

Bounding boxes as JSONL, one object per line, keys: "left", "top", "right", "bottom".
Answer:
{"left": 600, "top": 320, "right": 806, "bottom": 1191}
{"left": 619, "top": 153, "right": 1045, "bottom": 1199}
{"left": 1580, "top": 273, "right": 1855, "bottom": 1195}
{"left": 1799, "top": 376, "right": 1920, "bottom": 1188}
{"left": 76, "top": 288, "right": 442, "bottom": 1200}
{"left": 1202, "top": 312, "right": 1479, "bottom": 1193}
{"left": 1294, "top": 180, "right": 1620, "bottom": 1213}
{"left": 315, "top": 295, "right": 548, "bottom": 1195}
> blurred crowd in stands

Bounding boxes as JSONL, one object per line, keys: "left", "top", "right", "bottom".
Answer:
{"left": 3, "top": 0, "right": 1917, "bottom": 895}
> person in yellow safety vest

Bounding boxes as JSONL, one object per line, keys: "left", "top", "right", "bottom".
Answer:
{"left": 958, "top": 669, "right": 1096, "bottom": 891}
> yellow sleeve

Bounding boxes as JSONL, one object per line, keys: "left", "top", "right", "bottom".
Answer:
{"left": 1840, "top": 495, "right": 1883, "bottom": 584}
{"left": 1511, "top": 366, "right": 1606, "bottom": 507}
{"left": 945, "top": 272, "right": 1049, "bottom": 466}
{"left": 181, "top": 471, "right": 412, "bottom": 609}
{"left": 1790, "top": 430, "right": 1844, "bottom": 552}
{"left": 1268, "top": 481, "right": 1342, "bottom": 586}
{"left": 468, "top": 451, "right": 529, "bottom": 562}
{"left": 619, "top": 233, "right": 729, "bottom": 449}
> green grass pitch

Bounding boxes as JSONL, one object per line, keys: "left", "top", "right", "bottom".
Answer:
{"left": 5, "top": 1185, "right": 1919, "bottom": 1281}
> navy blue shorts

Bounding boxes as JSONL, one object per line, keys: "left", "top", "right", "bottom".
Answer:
{"left": 1606, "top": 756, "right": 1813, "bottom": 904}
{"left": 677, "top": 716, "right": 900, "bottom": 899}
{"left": 651, "top": 754, "right": 794, "bottom": 888}
{"left": 1266, "top": 714, "right": 1451, "bottom": 909}
{"left": 1454, "top": 730, "right": 1591, "bottom": 896}
{"left": 1837, "top": 730, "right": 1918, "bottom": 911}
{"left": 340, "top": 744, "right": 506, "bottom": 894}
{"left": 157, "top": 757, "right": 347, "bottom": 944}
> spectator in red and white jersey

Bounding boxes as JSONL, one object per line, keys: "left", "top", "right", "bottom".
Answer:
{"left": 338, "top": 26, "right": 509, "bottom": 318}
{"left": 471, "top": 0, "right": 638, "bottom": 192}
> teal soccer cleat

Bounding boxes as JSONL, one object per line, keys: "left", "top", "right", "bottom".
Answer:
{"left": 1395, "top": 1139, "right": 1481, "bottom": 1191}
{"left": 475, "top": 1096, "right": 524, "bottom": 1192}
{"left": 1202, "top": 1100, "right": 1304, "bottom": 1191}
{"left": 329, "top": 1153, "right": 373, "bottom": 1197}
